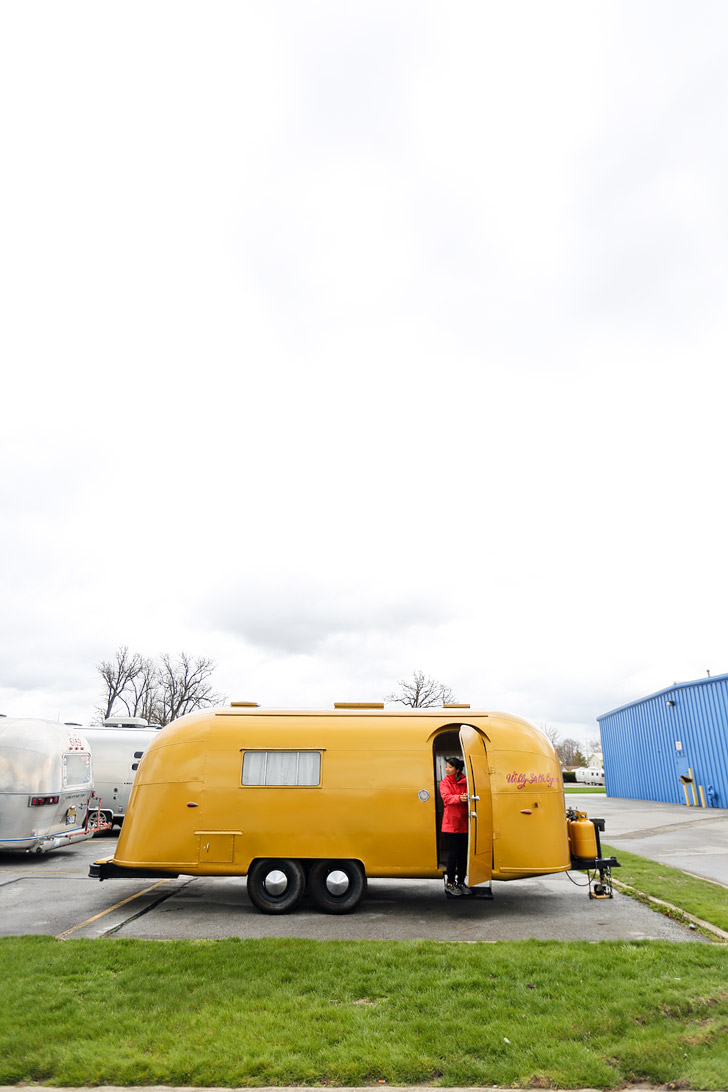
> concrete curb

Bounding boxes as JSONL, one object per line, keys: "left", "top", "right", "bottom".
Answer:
{"left": 612, "top": 878, "right": 728, "bottom": 941}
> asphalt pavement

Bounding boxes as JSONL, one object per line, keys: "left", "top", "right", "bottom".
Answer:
{"left": 0, "top": 836, "right": 702, "bottom": 942}
{"left": 1, "top": 793, "right": 726, "bottom": 941}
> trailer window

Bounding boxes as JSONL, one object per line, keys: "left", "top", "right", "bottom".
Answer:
{"left": 242, "top": 750, "right": 321, "bottom": 787}
{"left": 63, "top": 753, "right": 91, "bottom": 787}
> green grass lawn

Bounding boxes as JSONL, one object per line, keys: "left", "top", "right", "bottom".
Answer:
{"left": 1, "top": 936, "right": 727, "bottom": 1089}
{"left": 563, "top": 785, "right": 606, "bottom": 793}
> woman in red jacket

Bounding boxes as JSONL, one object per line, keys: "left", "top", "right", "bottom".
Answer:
{"left": 439, "top": 756, "right": 473, "bottom": 896}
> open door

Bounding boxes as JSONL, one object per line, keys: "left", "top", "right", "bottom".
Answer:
{"left": 459, "top": 725, "right": 493, "bottom": 887}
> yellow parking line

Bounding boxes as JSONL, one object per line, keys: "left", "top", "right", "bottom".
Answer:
{"left": 0, "top": 870, "right": 81, "bottom": 876}
{"left": 56, "top": 880, "right": 171, "bottom": 939}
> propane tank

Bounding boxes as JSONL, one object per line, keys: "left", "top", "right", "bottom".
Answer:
{"left": 568, "top": 812, "right": 598, "bottom": 859}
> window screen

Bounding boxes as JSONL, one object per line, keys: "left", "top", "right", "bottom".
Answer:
{"left": 297, "top": 751, "right": 320, "bottom": 784}
{"left": 63, "top": 753, "right": 91, "bottom": 787}
{"left": 242, "top": 751, "right": 321, "bottom": 786}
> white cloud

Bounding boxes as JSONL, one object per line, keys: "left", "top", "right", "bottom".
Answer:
{"left": 2, "top": 2, "right": 728, "bottom": 744}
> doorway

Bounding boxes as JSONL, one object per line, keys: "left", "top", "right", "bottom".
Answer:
{"left": 432, "top": 727, "right": 463, "bottom": 871}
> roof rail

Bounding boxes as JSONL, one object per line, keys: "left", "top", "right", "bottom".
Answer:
{"left": 333, "top": 702, "right": 385, "bottom": 709}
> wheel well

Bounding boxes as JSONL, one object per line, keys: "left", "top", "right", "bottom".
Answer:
{"left": 248, "top": 857, "right": 366, "bottom": 873}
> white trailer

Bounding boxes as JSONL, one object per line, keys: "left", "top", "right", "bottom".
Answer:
{"left": 0, "top": 718, "right": 103, "bottom": 854}
{"left": 574, "top": 766, "right": 605, "bottom": 787}
{"left": 82, "top": 718, "right": 162, "bottom": 826}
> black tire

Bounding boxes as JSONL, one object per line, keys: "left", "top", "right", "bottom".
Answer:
{"left": 307, "top": 859, "right": 366, "bottom": 914}
{"left": 247, "top": 858, "right": 306, "bottom": 914}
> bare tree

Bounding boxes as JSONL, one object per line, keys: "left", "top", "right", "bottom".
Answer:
{"left": 537, "top": 724, "right": 589, "bottom": 766}
{"left": 537, "top": 722, "right": 562, "bottom": 749}
{"left": 96, "top": 647, "right": 224, "bottom": 726}
{"left": 126, "top": 656, "right": 161, "bottom": 724}
{"left": 95, "top": 647, "right": 149, "bottom": 722}
{"left": 156, "top": 652, "right": 225, "bottom": 724}
{"left": 556, "top": 737, "right": 587, "bottom": 767}
{"left": 385, "top": 670, "right": 456, "bottom": 708}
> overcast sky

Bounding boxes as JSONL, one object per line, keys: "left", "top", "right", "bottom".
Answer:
{"left": 2, "top": 2, "right": 727, "bottom": 745}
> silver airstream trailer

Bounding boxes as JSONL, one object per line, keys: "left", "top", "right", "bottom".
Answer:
{"left": 82, "top": 717, "right": 161, "bottom": 827}
{"left": 574, "top": 766, "right": 606, "bottom": 787}
{"left": 0, "top": 718, "right": 99, "bottom": 853}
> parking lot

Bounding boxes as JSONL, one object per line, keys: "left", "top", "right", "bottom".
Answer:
{"left": 2, "top": 794, "right": 725, "bottom": 943}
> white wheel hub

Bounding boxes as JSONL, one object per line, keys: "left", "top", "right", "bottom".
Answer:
{"left": 264, "top": 869, "right": 288, "bottom": 895}
{"left": 325, "top": 869, "right": 350, "bottom": 896}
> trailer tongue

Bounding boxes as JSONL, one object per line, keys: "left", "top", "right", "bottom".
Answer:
{"left": 567, "top": 808, "right": 620, "bottom": 898}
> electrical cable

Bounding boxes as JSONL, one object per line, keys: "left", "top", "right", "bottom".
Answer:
{"left": 564, "top": 869, "right": 591, "bottom": 888}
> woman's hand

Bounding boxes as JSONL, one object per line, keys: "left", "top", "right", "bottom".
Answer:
{"left": 460, "top": 792, "right": 468, "bottom": 802}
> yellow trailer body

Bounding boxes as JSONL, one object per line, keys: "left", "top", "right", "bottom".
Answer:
{"left": 91, "top": 705, "right": 612, "bottom": 912}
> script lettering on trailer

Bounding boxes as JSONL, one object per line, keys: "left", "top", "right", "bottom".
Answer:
{"left": 505, "top": 771, "right": 557, "bottom": 790}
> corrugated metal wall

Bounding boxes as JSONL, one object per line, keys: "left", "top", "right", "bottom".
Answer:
{"left": 598, "top": 674, "right": 728, "bottom": 807}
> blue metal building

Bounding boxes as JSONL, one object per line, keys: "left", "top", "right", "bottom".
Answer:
{"left": 598, "top": 674, "right": 728, "bottom": 808}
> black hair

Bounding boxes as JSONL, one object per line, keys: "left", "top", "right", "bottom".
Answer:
{"left": 446, "top": 755, "right": 464, "bottom": 773}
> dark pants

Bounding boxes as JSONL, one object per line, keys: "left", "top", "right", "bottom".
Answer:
{"left": 445, "top": 832, "right": 468, "bottom": 884}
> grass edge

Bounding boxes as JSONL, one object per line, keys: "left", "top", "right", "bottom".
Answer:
{"left": 610, "top": 878, "right": 728, "bottom": 942}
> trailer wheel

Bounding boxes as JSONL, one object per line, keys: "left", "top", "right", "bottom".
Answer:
{"left": 247, "top": 858, "right": 306, "bottom": 914}
{"left": 307, "top": 859, "right": 366, "bottom": 914}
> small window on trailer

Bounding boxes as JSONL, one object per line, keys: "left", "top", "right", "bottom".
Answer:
{"left": 242, "top": 750, "right": 321, "bottom": 786}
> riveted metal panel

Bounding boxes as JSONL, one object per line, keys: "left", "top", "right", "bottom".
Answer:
{"left": 598, "top": 674, "right": 728, "bottom": 808}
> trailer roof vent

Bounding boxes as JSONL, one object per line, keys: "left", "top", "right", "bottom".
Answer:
{"left": 334, "top": 702, "right": 385, "bottom": 709}
{"left": 443, "top": 703, "right": 470, "bottom": 709}
{"left": 103, "top": 716, "right": 150, "bottom": 727}
{"left": 230, "top": 701, "right": 259, "bottom": 708}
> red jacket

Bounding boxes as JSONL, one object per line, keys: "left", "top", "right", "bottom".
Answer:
{"left": 439, "top": 773, "right": 468, "bottom": 833}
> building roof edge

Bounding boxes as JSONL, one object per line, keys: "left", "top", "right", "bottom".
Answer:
{"left": 597, "top": 672, "right": 728, "bottom": 722}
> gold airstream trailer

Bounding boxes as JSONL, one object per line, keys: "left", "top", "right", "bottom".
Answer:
{"left": 90, "top": 703, "right": 617, "bottom": 913}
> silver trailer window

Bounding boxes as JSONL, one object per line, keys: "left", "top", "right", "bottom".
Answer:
{"left": 242, "top": 750, "right": 321, "bottom": 787}
{"left": 63, "top": 753, "right": 91, "bottom": 787}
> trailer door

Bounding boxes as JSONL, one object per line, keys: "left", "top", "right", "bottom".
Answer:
{"left": 459, "top": 725, "right": 493, "bottom": 887}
